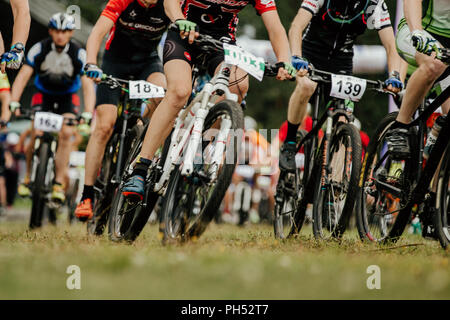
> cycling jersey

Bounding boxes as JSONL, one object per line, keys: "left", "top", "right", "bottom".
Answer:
{"left": 101, "top": 0, "right": 170, "bottom": 62}
{"left": 301, "top": 0, "right": 391, "bottom": 60}
{"left": 422, "top": 0, "right": 450, "bottom": 38}
{"left": 26, "top": 38, "right": 86, "bottom": 95}
{"left": 181, "top": 0, "right": 277, "bottom": 40}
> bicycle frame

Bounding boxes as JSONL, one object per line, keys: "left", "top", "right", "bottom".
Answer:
{"left": 153, "top": 62, "right": 238, "bottom": 193}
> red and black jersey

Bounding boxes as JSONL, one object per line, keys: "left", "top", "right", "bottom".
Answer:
{"left": 181, "top": 0, "right": 277, "bottom": 40}
{"left": 102, "top": 0, "right": 170, "bottom": 61}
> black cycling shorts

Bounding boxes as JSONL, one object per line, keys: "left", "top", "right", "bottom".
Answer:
{"left": 163, "top": 30, "right": 226, "bottom": 76}
{"left": 302, "top": 46, "right": 353, "bottom": 75}
{"left": 31, "top": 92, "right": 80, "bottom": 115}
{"left": 96, "top": 51, "right": 164, "bottom": 108}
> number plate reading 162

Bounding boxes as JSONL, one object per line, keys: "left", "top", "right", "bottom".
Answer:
{"left": 330, "top": 74, "right": 367, "bottom": 102}
{"left": 129, "top": 81, "right": 165, "bottom": 100}
{"left": 34, "top": 112, "right": 64, "bottom": 133}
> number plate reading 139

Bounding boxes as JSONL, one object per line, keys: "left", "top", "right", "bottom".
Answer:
{"left": 129, "top": 81, "right": 165, "bottom": 99}
{"left": 330, "top": 74, "right": 367, "bottom": 102}
{"left": 34, "top": 112, "right": 64, "bottom": 133}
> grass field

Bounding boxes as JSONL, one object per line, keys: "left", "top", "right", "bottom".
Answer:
{"left": 0, "top": 215, "right": 449, "bottom": 300}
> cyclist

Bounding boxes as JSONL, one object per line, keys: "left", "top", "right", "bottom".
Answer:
{"left": 9, "top": 13, "right": 95, "bottom": 203}
{"left": 1, "top": 0, "right": 31, "bottom": 73}
{"left": 122, "top": 0, "right": 296, "bottom": 199}
{"left": 279, "top": 0, "right": 404, "bottom": 172}
{"left": 386, "top": 0, "right": 449, "bottom": 239}
{"left": 386, "top": 0, "right": 449, "bottom": 158}
{"left": 75, "top": 0, "right": 171, "bottom": 219}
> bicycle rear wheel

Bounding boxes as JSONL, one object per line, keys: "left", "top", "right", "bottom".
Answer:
{"left": 435, "top": 145, "right": 450, "bottom": 249}
{"left": 29, "top": 142, "right": 50, "bottom": 229}
{"left": 312, "top": 122, "right": 362, "bottom": 239}
{"left": 357, "top": 112, "right": 416, "bottom": 242}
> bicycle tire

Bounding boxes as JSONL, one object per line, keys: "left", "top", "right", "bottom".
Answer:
{"left": 29, "top": 142, "right": 50, "bottom": 229}
{"left": 312, "top": 122, "right": 362, "bottom": 239}
{"left": 357, "top": 112, "right": 416, "bottom": 242}
{"left": 434, "top": 145, "right": 450, "bottom": 249}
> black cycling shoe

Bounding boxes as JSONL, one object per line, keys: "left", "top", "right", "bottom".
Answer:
{"left": 386, "top": 127, "right": 411, "bottom": 160}
{"left": 279, "top": 141, "right": 297, "bottom": 173}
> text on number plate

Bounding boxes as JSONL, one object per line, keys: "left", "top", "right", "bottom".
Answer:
{"left": 223, "top": 43, "right": 265, "bottom": 81}
{"left": 34, "top": 112, "right": 64, "bottom": 133}
{"left": 129, "top": 81, "right": 165, "bottom": 99}
{"left": 330, "top": 74, "right": 367, "bottom": 102}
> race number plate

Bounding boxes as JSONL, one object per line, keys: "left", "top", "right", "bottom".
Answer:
{"left": 330, "top": 74, "right": 367, "bottom": 102}
{"left": 129, "top": 81, "right": 165, "bottom": 99}
{"left": 223, "top": 43, "right": 265, "bottom": 81}
{"left": 34, "top": 112, "right": 64, "bottom": 133}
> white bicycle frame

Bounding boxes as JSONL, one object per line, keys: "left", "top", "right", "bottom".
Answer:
{"left": 153, "top": 62, "right": 238, "bottom": 194}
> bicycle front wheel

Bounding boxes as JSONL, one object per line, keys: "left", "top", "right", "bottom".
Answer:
{"left": 435, "top": 145, "right": 450, "bottom": 249}
{"left": 29, "top": 142, "right": 50, "bottom": 229}
{"left": 312, "top": 122, "right": 362, "bottom": 240}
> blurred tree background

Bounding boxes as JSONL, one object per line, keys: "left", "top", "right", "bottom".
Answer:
{"left": 56, "top": 0, "right": 400, "bottom": 137}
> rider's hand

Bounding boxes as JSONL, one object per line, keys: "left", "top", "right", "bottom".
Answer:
{"left": 84, "top": 63, "right": 103, "bottom": 83}
{"left": 80, "top": 111, "right": 93, "bottom": 125}
{"left": 175, "top": 19, "right": 199, "bottom": 44}
{"left": 384, "top": 71, "right": 403, "bottom": 94}
{"left": 291, "top": 55, "right": 309, "bottom": 77}
{"left": 9, "top": 101, "right": 21, "bottom": 116}
{"left": 411, "top": 30, "right": 443, "bottom": 59}
{"left": 277, "top": 62, "right": 296, "bottom": 81}
{"left": 1, "top": 43, "right": 25, "bottom": 73}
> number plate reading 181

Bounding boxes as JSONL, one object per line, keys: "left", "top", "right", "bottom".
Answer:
{"left": 34, "top": 112, "right": 64, "bottom": 133}
{"left": 129, "top": 81, "right": 165, "bottom": 99}
{"left": 330, "top": 74, "right": 367, "bottom": 102}
{"left": 223, "top": 43, "right": 265, "bottom": 81}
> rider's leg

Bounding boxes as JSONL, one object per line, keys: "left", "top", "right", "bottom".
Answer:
{"left": 396, "top": 52, "right": 447, "bottom": 124}
{"left": 138, "top": 60, "right": 192, "bottom": 162}
{"left": 279, "top": 76, "right": 317, "bottom": 172}
{"left": 54, "top": 114, "right": 76, "bottom": 186}
{"left": 142, "top": 72, "right": 167, "bottom": 119}
{"left": 84, "top": 105, "right": 117, "bottom": 188}
{"left": 123, "top": 60, "right": 192, "bottom": 197}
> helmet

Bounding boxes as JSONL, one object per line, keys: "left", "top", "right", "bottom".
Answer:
{"left": 244, "top": 116, "right": 257, "bottom": 131}
{"left": 48, "top": 13, "right": 76, "bottom": 31}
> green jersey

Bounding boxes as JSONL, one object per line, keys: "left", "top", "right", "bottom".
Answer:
{"left": 422, "top": 0, "right": 450, "bottom": 37}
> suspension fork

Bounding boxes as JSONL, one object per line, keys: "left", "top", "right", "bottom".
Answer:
{"left": 416, "top": 101, "right": 426, "bottom": 180}
{"left": 321, "top": 106, "right": 334, "bottom": 189}
{"left": 112, "top": 112, "right": 129, "bottom": 184}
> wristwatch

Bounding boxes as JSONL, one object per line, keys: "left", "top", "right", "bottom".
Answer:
{"left": 11, "top": 43, "right": 25, "bottom": 53}
{"left": 390, "top": 70, "right": 400, "bottom": 79}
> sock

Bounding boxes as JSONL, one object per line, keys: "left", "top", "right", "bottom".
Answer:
{"left": 81, "top": 185, "right": 94, "bottom": 202}
{"left": 391, "top": 121, "right": 409, "bottom": 130}
{"left": 132, "top": 157, "right": 152, "bottom": 178}
{"left": 285, "top": 121, "right": 300, "bottom": 143}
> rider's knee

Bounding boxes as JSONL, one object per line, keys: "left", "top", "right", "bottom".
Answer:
{"left": 59, "top": 126, "right": 74, "bottom": 141}
{"left": 420, "top": 58, "right": 446, "bottom": 80}
{"left": 166, "top": 85, "right": 191, "bottom": 108}
{"left": 94, "top": 121, "right": 114, "bottom": 142}
{"left": 295, "top": 77, "right": 316, "bottom": 97}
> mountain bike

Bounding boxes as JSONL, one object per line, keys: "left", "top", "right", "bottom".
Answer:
{"left": 12, "top": 108, "right": 80, "bottom": 229}
{"left": 357, "top": 48, "right": 450, "bottom": 248}
{"left": 274, "top": 67, "right": 392, "bottom": 240}
{"left": 86, "top": 74, "right": 159, "bottom": 235}
{"left": 109, "top": 26, "right": 283, "bottom": 243}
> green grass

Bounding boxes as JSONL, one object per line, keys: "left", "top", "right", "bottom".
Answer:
{"left": 0, "top": 220, "right": 449, "bottom": 299}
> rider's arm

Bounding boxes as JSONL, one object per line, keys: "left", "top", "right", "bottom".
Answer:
{"left": 10, "top": 0, "right": 30, "bottom": 46}
{"left": 81, "top": 76, "right": 95, "bottom": 114}
{"left": 0, "top": 33, "right": 4, "bottom": 55}
{"left": 86, "top": 16, "right": 114, "bottom": 65}
{"left": 164, "top": 0, "right": 186, "bottom": 22}
{"left": 404, "top": 0, "right": 423, "bottom": 31}
{"left": 261, "top": 11, "right": 291, "bottom": 64}
{"left": 10, "top": 64, "right": 33, "bottom": 102}
{"left": 288, "top": 8, "right": 313, "bottom": 57}
{"left": 378, "top": 27, "right": 402, "bottom": 75}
